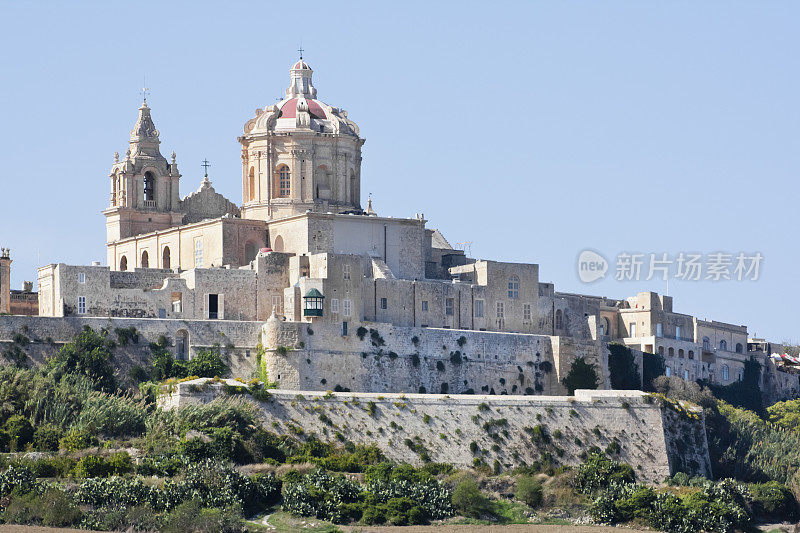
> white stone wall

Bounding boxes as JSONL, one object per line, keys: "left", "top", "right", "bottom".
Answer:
{"left": 162, "top": 382, "right": 711, "bottom": 484}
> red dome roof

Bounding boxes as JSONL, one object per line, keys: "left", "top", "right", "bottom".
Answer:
{"left": 280, "top": 98, "right": 326, "bottom": 120}
{"left": 292, "top": 60, "right": 311, "bottom": 70}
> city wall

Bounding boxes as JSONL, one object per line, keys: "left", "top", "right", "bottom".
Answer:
{"left": 161, "top": 382, "right": 712, "bottom": 484}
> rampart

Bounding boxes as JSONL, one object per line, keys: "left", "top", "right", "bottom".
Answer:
{"left": 161, "top": 382, "right": 711, "bottom": 484}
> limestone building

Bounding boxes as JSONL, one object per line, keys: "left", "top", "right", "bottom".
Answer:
{"left": 29, "top": 58, "right": 797, "bottom": 398}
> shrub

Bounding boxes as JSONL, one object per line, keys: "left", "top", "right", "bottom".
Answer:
{"left": 59, "top": 428, "right": 99, "bottom": 451}
{"left": 4, "top": 414, "right": 33, "bottom": 451}
{"left": 31, "top": 424, "right": 61, "bottom": 452}
{"left": 642, "top": 351, "right": 666, "bottom": 392}
{"left": 561, "top": 357, "right": 599, "bottom": 395}
{"left": 2, "top": 487, "right": 82, "bottom": 527}
{"left": 162, "top": 500, "right": 244, "bottom": 533}
{"left": 49, "top": 327, "right": 117, "bottom": 392}
{"left": 748, "top": 481, "right": 798, "bottom": 520}
{"left": 515, "top": 475, "right": 543, "bottom": 508}
{"left": 451, "top": 478, "right": 491, "bottom": 518}
{"left": 188, "top": 348, "right": 228, "bottom": 378}
{"left": 574, "top": 453, "right": 634, "bottom": 494}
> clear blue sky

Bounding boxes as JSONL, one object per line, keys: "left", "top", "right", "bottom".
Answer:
{"left": 0, "top": 1, "right": 797, "bottom": 342}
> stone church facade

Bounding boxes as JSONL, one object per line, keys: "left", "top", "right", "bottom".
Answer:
{"left": 22, "top": 59, "right": 797, "bottom": 398}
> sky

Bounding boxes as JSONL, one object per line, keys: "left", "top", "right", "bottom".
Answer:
{"left": 0, "top": 1, "right": 797, "bottom": 342}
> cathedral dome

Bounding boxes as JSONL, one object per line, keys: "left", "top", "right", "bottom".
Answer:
{"left": 242, "top": 59, "right": 360, "bottom": 138}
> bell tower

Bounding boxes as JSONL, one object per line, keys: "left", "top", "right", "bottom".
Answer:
{"left": 103, "top": 98, "right": 184, "bottom": 244}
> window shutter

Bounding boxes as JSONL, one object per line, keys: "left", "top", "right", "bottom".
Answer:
{"left": 218, "top": 294, "right": 224, "bottom": 320}
{"left": 205, "top": 293, "right": 209, "bottom": 319}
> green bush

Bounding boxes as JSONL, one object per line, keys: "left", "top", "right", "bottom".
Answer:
{"left": 515, "top": 475, "right": 543, "bottom": 508}
{"left": 451, "top": 477, "right": 491, "bottom": 518}
{"left": 161, "top": 500, "right": 244, "bottom": 533}
{"left": 48, "top": 327, "right": 117, "bottom": 392}
{"left": 31, "top": 424, "right": 61, "bottom": 451}
{"left": 59, "top": 428, "right": 99, "bottom": 451}
{"left": 574, "top": 453, "right": 635, "bottom": 494}
{"left": 73, "top": 452, "right": 132, "bottom": 478}
{"left": 748, "top": 481, "right": 798, "bottom": 520}
{"left": 4, "top": 414, "right": 33, "bottom": 451}
{"left": 187, "top": 348, "right": 229, "bottom": 378}
{"left": 2, "top": 488, "right": 82, "bottom": 527}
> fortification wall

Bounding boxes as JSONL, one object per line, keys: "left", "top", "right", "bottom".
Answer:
{"left": 162, "top": 382, "right": 711, "bottom": 484}
{"left": 0, "top": 315, "right": 261, "bottom": 378}
{"left": 262, "top": 319, "right": 593, "bottom": 395}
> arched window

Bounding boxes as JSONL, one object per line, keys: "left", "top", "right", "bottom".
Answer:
{"left": 722, "top": 364, "right": 730, "bottom": 381}
{"left": 555, "top": 309, "right": 563, "bottom": 329}
{"left": 249, "top": 167, "right": 255, "bottom": 201}
{"left": 162, "top": 247, "right": 171, "bottom": 269}
{"left": 668, "top": 347, "right": 674, "bottom": 357}
{"left": 658, "top": 346, "right": 664, "bottom": 356}
{"left": 245, "top": 241, "right": 257, "bottom": 263}
{"left": 719, "top": 339, "right": 727, "bottom": 351}
{"left": 678, "top": 349, "right": 684, "bottom": 358}
{"left": 688, "top": 350, "right": 694, "bottom": 360}
{"left": 735, "top": 343, "right": 743, "bottom": 354}
{"left": 276, "top": 165, "right": 290, "bottom": 197}
{"left": 272, "top": 235, "right": 284, "bottom": 252}
{"left": 119, "top": 256, "right": 128, "bottom": 271}
{"left": 702, "top": 337, "right": 711, "bottom": 351}
{"left": 507, "top": 275, "right": 519, "bottom": 299}
{"left": 141, "top": 250, "right": 149, "bottom": 268}
{"left": 143, "top": 171, "right": 155, "bottom": 203}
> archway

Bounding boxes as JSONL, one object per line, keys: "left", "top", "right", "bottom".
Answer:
{"left": 162, "top": 247, "right": 171, "bottom": 269}
{"left": 119, "top": 256, "right": 128, "bottom": 271}
{"left": 272, "top": 235, "right": 284, "bottom": 252}
{"left": 141, "top": 250, "right": 149, "bottom": 268}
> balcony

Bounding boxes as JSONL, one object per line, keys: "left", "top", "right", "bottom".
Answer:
{"left": 142, "top": 200, "right": 156, "bottom": 208}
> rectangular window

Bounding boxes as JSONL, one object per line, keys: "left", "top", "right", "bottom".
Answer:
{"left": 445, "top": 298, "right": 454, "bottom": 316}
{"left": 421, "top": 300, "right": 428, "bottom": 312}
{"left": 380, "top": 297, "right": 388, "bottom": 310}
{"left": 629, "top": 323, "right": 636, "bottom": 337}
{"left": 271, "top": 295, "right": 281, "bottom": 315}
{"left": 158, "top": 308, "right": 166, "bottom": 319}
{"left": 523, "top": 303, "right": 531, "bottom": 321}
{"left": 475, "top": 299, "right": 484, "bottom": 318}
{"left": 78, "top": 272, "right": 85, "bottom": 284}
{"left": 208, "top": 293, "right": 219, "bottom": 319}
{"left": 675, "top": 325, "right": 681, "bottom": 339}
{"left": 342, "top": 321, "right": 348, "bottom": 336}
{"left": 656, "top": 323, "right": 662, "bottom": 337}
{"left": 343, "top": 299, "right": 352, "bottom": 317}
{"left": 331, "top": 298, "right": 339, "bottom": 314}
{"left": 194, "top": 239, "right": 203, "bottom": 268}
{"left": 342, "top": 264, "right": 351, "bottom": 280}
{"left": 77, "top": 296, "right": 86, "bottom": 314}
{"left": 172, "top": 292, "right": 182, "bottom": 313}
{"left": 496, "top": 302, "right": 504, "bottom": 318}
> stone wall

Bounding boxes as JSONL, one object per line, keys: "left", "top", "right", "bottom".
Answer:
{"left": 261, "top": 318, "right": 623, "bottom": 395}
{"left": 0, "top": 315, "right": 261, "bottom": 378}
{"left": 161, "top": 382, "right": 711, "bottom": 484}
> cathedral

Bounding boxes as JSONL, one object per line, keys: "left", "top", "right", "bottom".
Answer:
{"left": 26, "top": 58, "right": 796, "bottom": 399}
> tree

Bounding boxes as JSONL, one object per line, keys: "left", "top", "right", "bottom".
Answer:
{"left": 561, "top": 357, "right": 599, "bottom": 395}
{"left": 608, "top": 344, "right": 641, "bottom": 390}
{"left": 451, "top": 478, "right": 492, "bottom": 518}
{"left": 515, "top": 475, "right": 543, "bottom": 508}
{"left": 48, "top": 327, "right": 116, "bottom": 392}
{"left": 707, "top": 356, "right": 763, "bottom": 414}
{"left": 642, "top": 351, "right": 666, "bottom": 392}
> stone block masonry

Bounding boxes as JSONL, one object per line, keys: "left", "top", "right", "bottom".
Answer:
{"left": 162, "top": 382, "right": 711, "bottom": 484}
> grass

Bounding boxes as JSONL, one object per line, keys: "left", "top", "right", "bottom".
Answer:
{"left": 248, "top": 510, "right": 342, "bottom": 532}
{"left": 450, "top": 499, "right": 531, "bottom": 525}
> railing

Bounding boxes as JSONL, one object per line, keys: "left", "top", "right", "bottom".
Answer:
{"left": 142, "top": 200, "right": 157, "bottom": 208}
